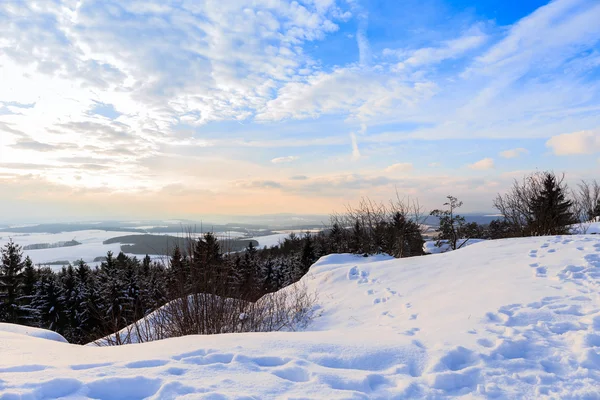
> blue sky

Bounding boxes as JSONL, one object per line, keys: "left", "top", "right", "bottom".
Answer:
{"left": 0, "top": 0, "right": 599, "bottom": 220}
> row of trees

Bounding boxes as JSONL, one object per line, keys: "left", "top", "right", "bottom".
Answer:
{"left": 429, "top": 171, "right": 591, "bottom": 251}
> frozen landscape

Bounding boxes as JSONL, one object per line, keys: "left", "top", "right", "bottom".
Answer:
{"left": 3, "top": 234, "right": 600, "bottom": 398}
{"left": 0, "top": 229, "right": 314, "bottom": 271}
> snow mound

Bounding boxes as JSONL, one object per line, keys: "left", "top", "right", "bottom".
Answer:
{"left": 3, "top": 235, "right": 600, "bottom": 398}
{"left": 423, "top": 238, "right": 486, "bottom": 254}
{"left": 0, "top": 323, "right": 67, "bottom": 343}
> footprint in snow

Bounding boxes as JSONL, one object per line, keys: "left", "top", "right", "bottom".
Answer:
{"left": 529, "top": 250, "right": 538, "bottom": 258}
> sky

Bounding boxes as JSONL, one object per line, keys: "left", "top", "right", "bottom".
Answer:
{"left": 0, "top": 0, "right": 599, "bottom": 222}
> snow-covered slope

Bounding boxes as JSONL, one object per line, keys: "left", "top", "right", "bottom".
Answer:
{"left": 2, "top": 235, "right": 600, "bottom": 398}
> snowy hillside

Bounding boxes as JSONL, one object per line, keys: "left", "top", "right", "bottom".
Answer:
{"left": 3, "top": 235, "right": 600, "bottom": 398}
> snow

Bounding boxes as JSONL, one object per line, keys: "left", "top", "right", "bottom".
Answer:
{"left": 0, "top": 230, "right": 157, "bottom": 271}
{"left": 423, "top": 238, "right": 486, "bottom": 254}
{"left": 247, "top": 233, "right": 291, "bottom": 248}
{"left": 571, "top": 221, "right": 600, "bottom": 235}
{"left": 249, "top": 230, "right": 320, "bottom": 248}
{"left": 3, "top": 235, "right": 600, "bottom": 398}
{"left": 0, "top": 323, "right": 67, "bottom": 343}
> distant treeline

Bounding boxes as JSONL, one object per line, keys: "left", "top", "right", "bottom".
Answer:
{"left": 23, "top": 240, "right": 81, "bottom": 251}
{"left": 103, "top": 234, "right": 259, "bottom": 256}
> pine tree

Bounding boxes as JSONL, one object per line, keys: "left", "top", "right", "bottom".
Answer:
{"left": 0, "top": 239, "right": 27, "bottom": 323}
{"left": 99, "top": 251, "right": 128, "bottom": 333}
{"left": 32, "top": 268, "right": 63, "bottom": 331}
{"left": 349, "top": 220, "right": 362, "bottom": 254}
{"left": 168, "top": 245, "right": 189, "bottom": 298}
{"left": 18, "top": 256, "right": 38, "bottom": 325}
{"left": 592, "top": 200, "right": 600, "bottom": 222}
{"left": 240, "top": 242, "right": 259, "bottom": 296}
{"left": 58, "top": 265, "right": 78, "bottom": 340}
{"left": 300, "top": 232, "right": 316, "bottom": 271}
{"left": 77, "top": 264, "right": 104, "bottom": 342}
{"left": 529, "top": 172, "right": 577, "bottom": 235}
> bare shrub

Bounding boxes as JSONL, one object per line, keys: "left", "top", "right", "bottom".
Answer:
{"left": 571, "top": 180, "right": 600, "bottom": 233}
{"left": 329, "top": 193, "right": 426, "bottom": 257}
{"left": 93, "top": 280, "right": 319, "bottom": 345}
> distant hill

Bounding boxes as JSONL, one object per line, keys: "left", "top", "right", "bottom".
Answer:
{"left": 103, "top": 234, "right": 259, "bottom": 256}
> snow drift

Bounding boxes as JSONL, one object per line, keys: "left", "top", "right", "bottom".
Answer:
{"left": 2, "top": 235, "right": 600, "bottom": 398}
{"left": 0, "top": 322, "right": 67, "bottom": 343}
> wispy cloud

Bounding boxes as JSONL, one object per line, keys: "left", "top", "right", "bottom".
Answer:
{"left": 387, "top": 26, "right": 488, "bottom": 68}
{"left": 468, "top": 158, "right": 495, "bottom": 170}
{"left": 499, "top": 148, "right": 529, "bottom": 159}
{"left": 271, "top": 156, "right": 299, "bottom": 164}
{"left": 350, "top": 133, "right": 361, "bottom": 160}
{"left": 385, "top": 163, "right": 413, "bottom": 173}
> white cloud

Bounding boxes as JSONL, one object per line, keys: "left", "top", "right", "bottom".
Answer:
{"left": 499, "top": 148, "right": 528, "bottom": 159}
{"left": 271, "top": 156, "right": 299, "bottom": 164}
{"left": 350, "top": 133, "right": 361, "bottom": 160}
{"left": 546, "top": 129, "right": 600, "bottom": 155}
{"left": 257, "top": 66, "right": 438, "bottom": 122}
{"left": 385, "top": 163, "right": 413, "bottom": 173}
{"left": 468, "top": 158, "right": 494, "bottom": 170}
{"left": 393, "top": 27, "right": 487, "bottom": 68}
{"left": 429, "top": 162, "right": 441, "bottom": 167}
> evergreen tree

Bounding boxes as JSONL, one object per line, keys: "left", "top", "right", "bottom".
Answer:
{"left": 590, "top": 199, "right": 600, "bottom": 222}
{"left": 300, "top": 232, "right": 316, "bottom": 271}
{"left": 529, "top": 172, "right": 577, "bottom": 235}
{"left": 32, "top": 268, "right": 63, "bottom": 331}
{"left": 77, "top": 264, "right": 104, "bottom": 342}
{"left": 389, "top": 212, "right": 424, "bottom": 258}
{"left": 349, "top": 220, "right": 362, "bottom": 254}
{"left": 0, "top": 239, "right": 27, "bottom": 323}
{"left": 18, "top": 256, "right": 38, "bottom": 325}
{"left": 329, "top": 223, "right": 345, "bottom": 253}
{"left": 99, "top": 251, "right": 128, "bottom": 333}
{"left": 58, "top": 265, "right": 78, "bottom": 340}
{"left": 486, "top": 219, "right": 514, "bottom": 239}
{"left": 240, "top": 242, "right": 259, "bottom": 296}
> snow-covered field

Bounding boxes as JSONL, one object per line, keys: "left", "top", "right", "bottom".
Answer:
{"left": 247, "top": 232, "right": 291, "bottom": 248}
{"left": 3, "top": 235, "right": 600, "bottom": 398}
{"left": 0, "top": 230, "right": 138, "bottom": 270}
{"left": 0, "top": 229, "right": 294, "bottom": 270}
